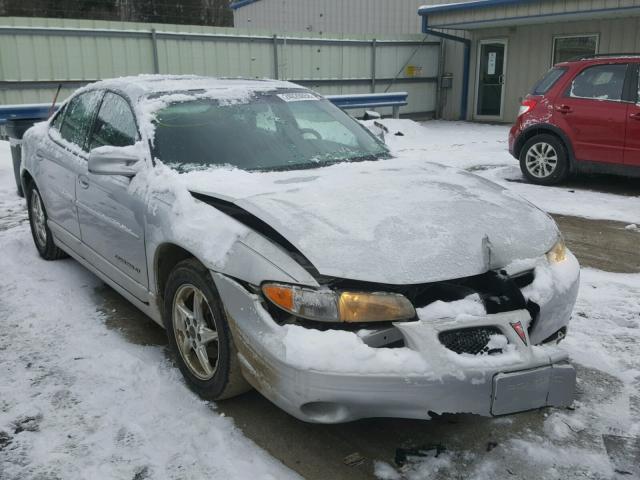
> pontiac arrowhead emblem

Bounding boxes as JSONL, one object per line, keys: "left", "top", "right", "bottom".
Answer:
{"left": 510, "top": 321, "right": 528, "bottom": 345}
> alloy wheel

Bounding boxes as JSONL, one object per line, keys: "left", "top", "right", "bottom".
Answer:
{"left": 30, "top": 189, "right": 47, "bottom": 248}
{"left": 172, "top": 284, "right": 220, "bottom": 380}
{"left": 525, "top": 142, "right": 558, "bottom": 178}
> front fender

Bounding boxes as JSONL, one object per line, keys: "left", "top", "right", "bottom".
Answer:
{"left": 144, "top": 193, "right": 319, "bottom": 296}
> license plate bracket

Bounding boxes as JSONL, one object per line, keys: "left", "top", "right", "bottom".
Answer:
{"left": 491, "top": 363, "right": 575, "bottom": 416}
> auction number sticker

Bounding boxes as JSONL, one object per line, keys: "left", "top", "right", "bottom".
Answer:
{"left": 277, "top": 92, "right": 319, "bottom": 102}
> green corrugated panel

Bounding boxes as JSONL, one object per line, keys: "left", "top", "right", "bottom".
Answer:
{"left": 0, "top": 16, "right": 439, "bottom": 111}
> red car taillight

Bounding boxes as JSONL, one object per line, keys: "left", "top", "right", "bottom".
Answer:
{"left": 518, "top": 99, "right": 537, "bottom": 117}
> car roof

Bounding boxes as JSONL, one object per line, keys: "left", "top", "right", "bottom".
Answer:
{"left": 556, "top": 54, "right": 640, "bottom": 67}
{"left": 84, "top": 74, "right": 303, "bottom": 102}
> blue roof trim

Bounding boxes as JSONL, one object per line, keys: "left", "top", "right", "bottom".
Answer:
{"left": 419, "top": 0, "right": 535, "bottom": 16}
{"left": 424, "top": 4, "right": 640, "bottom": 28}
{"left": 230, "top": 0, "right": 261, "bottom": 10}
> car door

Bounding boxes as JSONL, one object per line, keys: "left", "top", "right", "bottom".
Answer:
{"left": 38, "top": 90, "right": 102, "bottom": 247}
{"left": 553, "top": 63, "right": 629, "bottom": 165}
{"left": 624, "top": 63, "right": 640, "bottom": 167}
{"left": 76, "top": 91, "right": 149, "bottom": 301}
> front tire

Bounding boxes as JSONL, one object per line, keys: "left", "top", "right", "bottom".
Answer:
{"left": 163, "top": 258, "right": 250, "bottom": 400}
{"left": 27, "top": 184, "right": 67, "bottom": 260}
{"left": 519, "top": 134, "right": 569, "bottom": 185}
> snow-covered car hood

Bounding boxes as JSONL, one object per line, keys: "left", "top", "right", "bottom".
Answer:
{"left": 185, "top": 157, "right": 559, "bottom": 284}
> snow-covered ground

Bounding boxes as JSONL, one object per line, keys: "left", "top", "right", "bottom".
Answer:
{"left": 1, "top": 119, "right": 639, "bottom": 480}
{"left": 375, "top": 266, "right": 640, "bottom": 479}
{"left": 0, "top": 144, "right": 299, "bottom": 480}
{"left": 369, "top": 120, "right": 640, "bottom": 225}
{"left": 368, "top": 120, "right": 640, "bottom": 479}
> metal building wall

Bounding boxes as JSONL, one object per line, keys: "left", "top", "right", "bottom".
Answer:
{"left": 232, "top": 0, "right": 471, "bottom": 120}
{"left": 0, "top": 17, "right": 439, "bottom": 116}
{"left": 233, "top": 0, "right": 425, "bottom": 35}
{"left": 424, "top": 0, "right": 640, "bottom": 121}
{"left": 467, "top": 15, "right": 640, "bottom": 123}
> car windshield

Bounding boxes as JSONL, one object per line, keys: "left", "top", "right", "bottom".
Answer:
{"left": 151, "top": 90, "right": 390, "bottom": 172}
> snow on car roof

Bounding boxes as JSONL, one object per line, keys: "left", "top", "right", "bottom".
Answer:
{"left": 83, "top": 75, "right": 307, "bottom": 142}
{"left": 87, "top": 74, "right": 302, "bottom": 101}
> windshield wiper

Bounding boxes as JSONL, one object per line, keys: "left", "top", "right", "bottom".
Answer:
{"left": 347, "top": 151, "right": 391, "bottom": 162}
{"left": 255, "top": 159, "right": 341, "bottom": 172}
{"left": 252, "top": 151, "right": 390, "bottom": 172}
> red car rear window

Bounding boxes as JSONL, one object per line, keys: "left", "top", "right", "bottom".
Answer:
{"left": 531, "top": 67, "right": 568, "bottom": 95}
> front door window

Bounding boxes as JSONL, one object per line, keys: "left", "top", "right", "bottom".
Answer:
{"left": 476, "top": 41, "right": 506, "bottom": 117}
{"left": 58, "top": 90, "right": 103, "bottom": 151}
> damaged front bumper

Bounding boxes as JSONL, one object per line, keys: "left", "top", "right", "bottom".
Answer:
{"left": 212, "top": 253, "right": 580, "bottom": 423}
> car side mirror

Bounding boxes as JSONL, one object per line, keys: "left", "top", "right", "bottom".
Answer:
{"left": 88, "top": 146, "right": 140, "bottom": 177}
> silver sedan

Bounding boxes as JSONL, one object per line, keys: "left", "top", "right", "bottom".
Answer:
{"left": 20, "top": 75, "right": 579, "bottom": 423}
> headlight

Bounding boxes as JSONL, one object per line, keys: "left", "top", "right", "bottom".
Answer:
{"left": 546, "top": 239, "right": 567, "bottom": 264}
{"left": 262, "top": 283, "right": 416, "bottom": 323}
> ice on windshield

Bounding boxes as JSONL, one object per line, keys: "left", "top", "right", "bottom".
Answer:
{"left": 145, "top": 91, "right": 388, "bottom": 172}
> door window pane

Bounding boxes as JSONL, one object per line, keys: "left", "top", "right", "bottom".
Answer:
{"left": 553, "top": 35, "right": 598, "bottom": 64}
{"left": 59, "top": 90, "right": 102, "bottom": 150}
{"left": 89, "top": 92, "right": 139, "bottom": 149}
{"left": 568, "top": 64, "right": 627, "bottom": 101}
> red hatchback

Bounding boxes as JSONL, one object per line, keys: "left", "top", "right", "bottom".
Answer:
{"left": 509, "top": 54, "right": 640, "bottom": 185}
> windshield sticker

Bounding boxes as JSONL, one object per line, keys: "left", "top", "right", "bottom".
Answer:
{"left": 277, "top": 92, "right": 319, "bottom": 102}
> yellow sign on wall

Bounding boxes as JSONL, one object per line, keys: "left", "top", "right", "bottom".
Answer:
{"left": 405, "top": 65, "right": 423, "bottom": 77}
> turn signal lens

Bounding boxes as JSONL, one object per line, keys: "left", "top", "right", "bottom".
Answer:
{"left": 261, "top": 283, "right": 416, "bottom": 323}
{"left": 546, "top": 239, "right": 567, "bottom": 264}
{"left": 262, "top": 284, "right": 294, "bottom": 311}
{"left": 338, "top": 292, "right": 416, "bottom": 323}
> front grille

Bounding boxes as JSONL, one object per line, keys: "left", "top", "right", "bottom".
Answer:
{"left": 438, "top": 326, "right": 503, "bottom": 355}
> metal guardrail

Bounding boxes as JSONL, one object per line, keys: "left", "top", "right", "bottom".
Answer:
{"left": 0, "top": 92, "right": 408, "bottom": 128}
{"left": 326, "top": 92, "right": 408, "bottom": 118}
{"left": 0, "top": 103, "right": 57, "bottom": 125}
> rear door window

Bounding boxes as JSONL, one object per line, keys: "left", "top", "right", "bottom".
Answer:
{"left": 568, "top": 64, "right": 628, "bottom": 101}
{"left": 89, "top": 92, "right": 139, "bottom": 150}
{"left": 531, "top": 67, "right": 567, "bottom": 95}
{"left": 58, "top": 90, "right": 103, "bottom": 150}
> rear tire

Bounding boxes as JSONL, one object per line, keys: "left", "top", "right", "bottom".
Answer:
{"left": 163, "top": 258, "right": 250, "bottom": 400}
{"left": 26, "top": 183, "right": 67, "bottom": 260}
{"left": 519, "top": 134, "right": 569, "bottom": 185}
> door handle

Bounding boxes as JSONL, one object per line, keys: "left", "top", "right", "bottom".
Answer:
{"left": 556, "top": 105, "right": 573, "bottom": 114}
{"left": 35, "top": 150, "right": 45, "bottom": 161}
{"left": 630, "top": 112, "right": 640, "bottom": 120}
{"left": 78, "top": 175, "right": 90, "bottom": 189}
